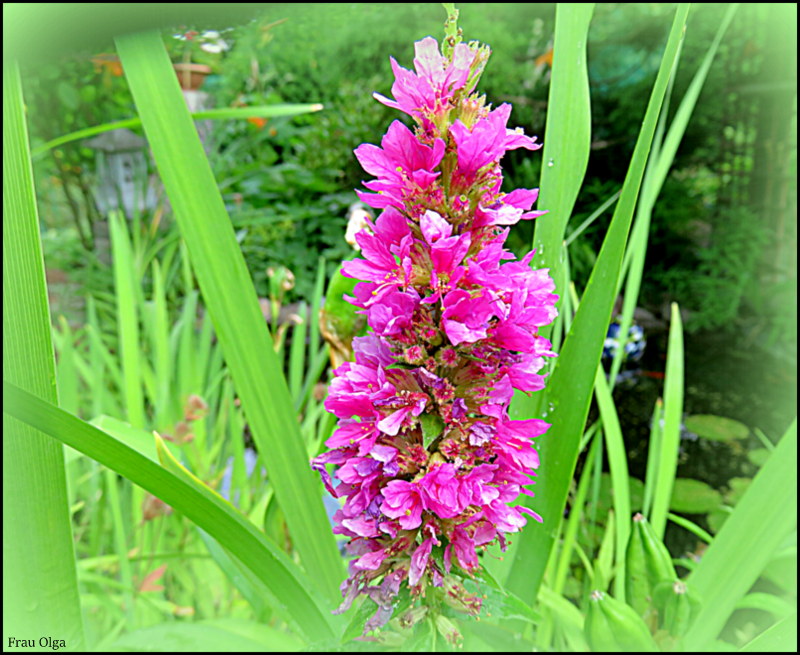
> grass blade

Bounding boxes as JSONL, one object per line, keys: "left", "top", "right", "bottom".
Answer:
{"left": 309, "top": 256, "right": 326, "bottom": 365}
{"left": 507, "top": 4, "right": 691, "bottom": 605}
{"left": 644, "top": 4, "right": 739, "bottom": 203}
{"left": 289, "top": 304, "right": 308, "bottom": 402}
{"left": 498, "top": 0, "right": 594, "bottom": 589}
{"left": 196, "top": 528, "right": 271, "bottom": 622}
{"left": 148, "top": 259, "right": 172, "bottom": 430}
{"left": 564, "top": 188, "right": 621, "bottom": 247}
{"left": 609, "top": 5, "right": 738, "bottom": 386}
{"left": 103, "top": 468, "right": 135, "bottom": 625}
{"left": 33, "top": 104, "right": 325, "bottom": 156}
{"left": 667, "top": 512, "right": 713, "bottom": 544}
{"left": 110, "top": 210, "right": 145, "bottom": 428}
{"left": 531, "top": 2, "right": 595, "bottom": 344}
{"left": 683, "top": 419, "right": 797, "bottom": 650}
{"left": 3, "top": 61, "right": 85, "bottom": 649}
{"left": 110, "top": 618, "right": 304, "bottom": 652}
{"left": 3, "top": 381, "right": 337, "bottom": 644}
{"left": 54, "top": 316, "right": 80, "bottom": 415}
{"left": 738, "top": 614, "right": 797, "bottom": 652}
{"left": 538, "top": 585, "right": 590, "bottom": 652}
{"left": 642, "top": 398, "right": 663, "bottom": 517}
{"left": 650, "top": 302, "right": 684, "bottom": 539}
{"left": 594, "top": 366, "right": 631, "bottom": 601}
{"left": 115, "top": 30, "right": 344, "bottom": 603}
{"left": 552, "top": 431, "right": 600, "bottom": 596}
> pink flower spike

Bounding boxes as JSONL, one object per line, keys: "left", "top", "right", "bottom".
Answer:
{"left": 311, "top": 30, "right": 556, "bottom": 629}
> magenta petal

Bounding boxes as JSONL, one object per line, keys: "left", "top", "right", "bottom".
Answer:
{"left": 377, "top": 407, "right": 410, "bottom": 435}
{"left": 420, "top": 209, "right": 452, "bottom": 243}
{"left": 409, "top": 538, "right": 434, "bottom": 587}
{"left": 354, "top": 549, "right": 388, "bottom": 571}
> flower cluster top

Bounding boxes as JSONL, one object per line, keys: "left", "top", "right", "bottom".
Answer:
{"left": 312, "top": 36, "right": 557, "bottom": 633}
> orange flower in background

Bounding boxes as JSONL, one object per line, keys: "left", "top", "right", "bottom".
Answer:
{"left": 535, "top": 47, "right": 554, "bottom": 68}
{"left": 91, "top": 53, "right": 123, "bottom": 77}
{"left": 247, "top": 116, "right": 267, "bottom": 129}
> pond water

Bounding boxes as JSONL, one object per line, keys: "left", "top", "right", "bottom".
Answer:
{"left": 592, "top": 322, "right": 797, "bottom": 558}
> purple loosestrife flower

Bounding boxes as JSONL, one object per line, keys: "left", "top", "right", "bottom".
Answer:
{"left": 312, "top": 35, "right": 557, "bottom": 632}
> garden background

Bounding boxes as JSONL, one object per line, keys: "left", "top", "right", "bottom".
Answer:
{"left": 3, "top": 3, "right": 797, "bottom": 652}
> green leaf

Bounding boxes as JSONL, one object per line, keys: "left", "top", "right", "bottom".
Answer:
{"left": 3, "top": 61, "right": 85, "bottom": 649}
{"left": 738, "top": 614, "right": 798, "bottom": 653}
{"left": 463, "top": 577, "right": 540, "bottom": 624}
{"left": 552, "top": 430, "right": 601, "bottom": 596}
{"left": 595, "top": 364, "right": 631, "bottom": 600}
{"left": 499, "top": 0, "right": 594, "bottom": 591}
{"left": 642, "top": 398, "right": 664, "bottom": 517}
{"left": 341, "top": 599, "right": 377, "bottom": 644}
{"left": 90, "top": 414, "right": 173, "bottom": 462}
{"left": 33, "top": 104, "right": 324, "bottom": 156}
{"left": 594, "top": 509, "right": 617, "bottom": 594}
{"left": 420, "top": 413, "right": 445, "bottom": 451}
{"left": 54, "top": 317, "right": 79, "bottom": 414}
{"left": 761, "top": 544, "right": 797, "bottom": 596}
{"left": 684, "top": 415, "right": 750, "bottom": 442}
{"left": 707, "top": 508, "right": 731, "bottom": 535}
{"left": 506, "top": 5, "right": 691, "bottom": 605}
{"left": 148, "top": 259, "right": 172, "bottom": 430}
{"left": 608, "top": 4, "right": 738, "bottom": 386}
{"left": 2, "top": 382, "right": 335, "bottom": 644}
{"left": 115, "top": 30, "right": 344, "bottom": 603}
{"left": 725, "top": 478, "right": 752, "bottom": 506}
{"left": 734, "top": 593, "right": 795, "bottom": 619}
{"left": 109, "top": 618, "right": 304, "bottom": 652}
{"left": 651, "top": 303, "right": 684, "bottom": 538}
{"left": 109, "top": 211, "right": 145, "bottom": 428}
{"left": 289, "top": 304, "right": 308, "bottom": 402}
{"left": 667, "top": 513, "right": 713, "bottom": 544}
{"left": 196, "top": 529, "right": 272, "bottom": 622}
{"left": 462, "top": 620, "right": 533, "bottom": 653}
{"left": 669, "top": 478, "right": 723, "bottom": 514}
{"left": 537, "top": 585, "right": 590, "bottom": 652}
{"left": 683, "top": 420, "right": 797, "bottom": 650}
{"left": 748, "top": 448, "right": 771, "bottom": 468}
{"left": 531, "top": 2, "right": 595, "bottom": 343}
{"left": 592, "top": 475, "right": 646, "bottom": 516}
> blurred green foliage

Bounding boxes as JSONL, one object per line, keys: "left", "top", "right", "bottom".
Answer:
{"left": 26, "top": 3, "right": 796, "bottom": 358}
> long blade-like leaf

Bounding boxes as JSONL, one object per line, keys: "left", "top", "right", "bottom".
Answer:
{"left": 530, "top": 2, "right": 595, "bottom": 345}
{"left": 115, "top": 30, "right": 344, "bottom": 602}
{"left": 110, "top": 211, "right": 145, "bottom": 428}
{"left": 739, "top": 614, "right": 798, "bottom": 653}
{"left": 650, "top": 302, "right": 684, "bottom": 538}
{"left": 3, "top": 61, "right": 85, "bottom": 649}
{"left": 507, "top": 4, "right": 691, "bottom": 605}
{"left": 2, "top": 381, "right": 336, "bottom": 644}
{"left": 109, "top": 619, "right": 304, "bottom": 653}
{"left": 609, "top": 4, "right": 738, "bottom": 386}
{"left": 33, "top": 104, "right": 324, "bottom": 156}
{"left": 594, "top": 366, "right": 631, "bottom": 601}
{"left": 493, "top": 0, "right": 595, "bottom": 589}
{"left": 683, "top": 419, "right": 797, "bottom": 650}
